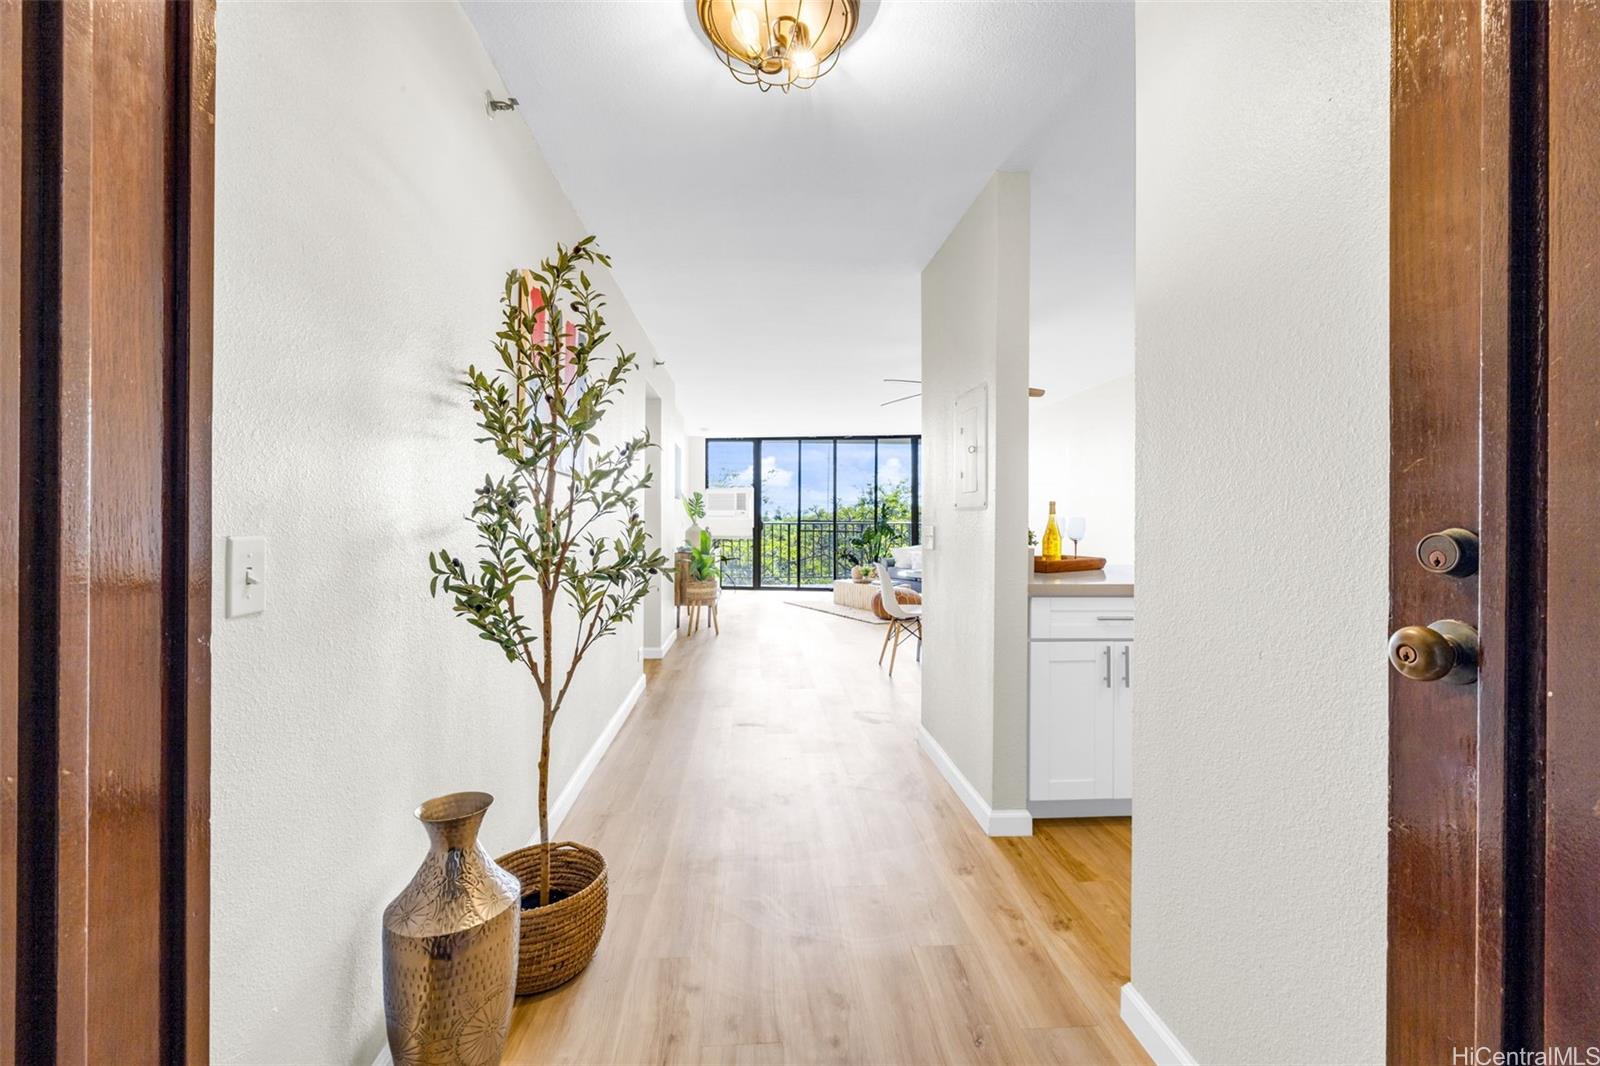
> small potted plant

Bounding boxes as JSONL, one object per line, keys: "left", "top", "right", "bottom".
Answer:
{"left": 682, "top": 490, "right": 707, "bottom": 547}
{"left": 428, "top": 237, "right": 665, "bottom": 996}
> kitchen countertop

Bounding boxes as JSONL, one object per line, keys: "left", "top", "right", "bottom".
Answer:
{"left": 1028, "top": 563, "right": 1134, "bottom": 598}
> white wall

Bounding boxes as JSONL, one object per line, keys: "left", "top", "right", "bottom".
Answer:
{"left": 1016, "top": 1, "right": 1135, "bottom": 402}
{"left": 685, "top": 434, "right": 707, "bottom": 497}
{"left": 920, "top": 172, "right": 1032, "bottom": 811}
{"left": 1013, "top": 4, "right": 1135, "bottom": 570}
{"left": 641, "top": 382, "right": 688, "bottom": 655}
{"left": 213, "top": 3, "right": 681, "bottom": 1062}
{"left": 642, "top": 390, "right": 665, "bottom": 652}
{"left": 1132, "top": 4, "right": 1388, "bottom": 1062}
{"left": 1028, "top": 374, "right": 1134, "bottom": 565}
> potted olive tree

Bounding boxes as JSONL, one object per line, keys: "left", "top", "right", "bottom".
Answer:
{"left": 428, "top": 237, "right": 665, "bottom": 995}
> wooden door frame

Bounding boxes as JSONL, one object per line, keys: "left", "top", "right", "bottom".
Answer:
{"left": 1391, "top": 0, "right": 1547, "bottom": 1053}
{"left": 1542, "top": 0, "right": 1600, "bottom": 1042}
{"left": 1395, "top": 0, "right": 1542, "bottom": 1043}
{"left": 2, "top": 1, "right": 214, "bottom": 1060}
{"left": 1, "top": 0, "right": 21, "bottom": 1058}
{"left": 1393, "top": 0, "right": 1599, "bottom": 1054}
{"left": 1388, "top": 0, "right": 1536, "bottom": 1049}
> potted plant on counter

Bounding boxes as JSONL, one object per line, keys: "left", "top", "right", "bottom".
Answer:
{"left": 429, "top": 236, "right": 665, "bottom": 995}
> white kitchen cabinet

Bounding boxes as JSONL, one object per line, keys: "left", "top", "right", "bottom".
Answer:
{"left": 1027, "top": 598, "right": 1134, "bottom": 809}
{"left": 1029, "top": 598, "right": 1135, "bottom": 640}
{"left": 1029, "top": 641, "right": 1115, "bottom": 799}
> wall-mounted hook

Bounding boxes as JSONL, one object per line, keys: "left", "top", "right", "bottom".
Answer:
{"left": 485, "top": 91, "right": 519, "bottom": 118}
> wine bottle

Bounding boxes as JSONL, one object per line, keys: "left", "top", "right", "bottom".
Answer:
{"left": 1041, "top": 501, "right": 1063, "bottom": 562}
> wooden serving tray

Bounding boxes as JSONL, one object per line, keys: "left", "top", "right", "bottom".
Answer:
{"left": 1033, "top": 556, "right": 1107, "bottom": 574}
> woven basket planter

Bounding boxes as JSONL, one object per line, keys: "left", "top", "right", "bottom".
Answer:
{"left": 681, "top": 576, "right": 719, "bottom": 605}
{"left": 495, "top": 841, "right": 608, "bottom": 996}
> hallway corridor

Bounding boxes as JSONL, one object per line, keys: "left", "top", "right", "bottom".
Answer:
{"left": 505, "top": 593, "right": 1145, "bottom": 1065}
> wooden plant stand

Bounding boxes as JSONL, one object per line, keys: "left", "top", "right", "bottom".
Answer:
{"left": 675, "top": 550, "right": 720, "bottom": 636}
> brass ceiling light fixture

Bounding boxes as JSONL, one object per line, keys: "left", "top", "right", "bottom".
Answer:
{"left": 695, "top": 0, "right": 861, "bottom": 93}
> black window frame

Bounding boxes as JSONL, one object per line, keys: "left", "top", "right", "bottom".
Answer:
{"left": 704, "top": 434, "right": 922, "bottom": 591}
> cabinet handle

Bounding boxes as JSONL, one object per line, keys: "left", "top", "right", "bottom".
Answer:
{"left": 1104, "top": 645, "right": 1112, "bottom": 688}
{"left": 1096, "top": 615, "right": 1134, "bottom": 622}
{"left": 1123, "top": 644, "right": 1131, "bottom": 688}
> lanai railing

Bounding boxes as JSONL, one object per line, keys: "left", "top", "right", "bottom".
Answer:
{"left": 713, "top": 518, "right": 912, "bottom": 589}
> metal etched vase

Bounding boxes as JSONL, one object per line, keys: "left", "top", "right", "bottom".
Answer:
{"left": 382, "top": 792, "right": 520, "bottom": 1066}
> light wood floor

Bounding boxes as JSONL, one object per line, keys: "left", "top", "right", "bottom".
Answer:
{"left": 504, "top": 592, "right": 1146, "bottom": 1065}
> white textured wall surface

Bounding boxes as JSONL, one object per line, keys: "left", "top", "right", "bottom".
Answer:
{"left": 1133, "top": 3, "right": 1388, "bottom": 1061}
{"left": 1028, "top": 374, "right": 1135, "bottom": 566}
{"left": 685, "top": 434, "right": 707, "bottom": 497}
{"left": 921, "top": 172, "right": 1032, "bottom": 810}
{"left": 643, "top": 392, "right": 665, "bottom": 650}
{"left": 213, "top": 3, "right": 679, "bottom": 1061}
{"left": 1017, "top": 2, "right": 1135, "bottom": 401}
{"left": 642, "top": 383, "right": 687, "bottom": 650}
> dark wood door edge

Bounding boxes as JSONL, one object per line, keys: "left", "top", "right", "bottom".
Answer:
{"left": 1391, "top": 0, "right": 1551, "bottom": 1055}
{"left": 5, "top": 3, "right": 214, "bottom": 1060}
{"left": 1543, "top": 2, "right": 1600, "bottom": 1044}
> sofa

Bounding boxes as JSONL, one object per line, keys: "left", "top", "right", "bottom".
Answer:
{"left": 886, "top": 545, "right": 923, "bottom": 593}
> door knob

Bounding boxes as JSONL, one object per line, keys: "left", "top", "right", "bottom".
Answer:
{"left": 1387, "top": 619, "right": 1478, "bottom": 685}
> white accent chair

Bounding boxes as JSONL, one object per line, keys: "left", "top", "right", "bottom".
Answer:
{"left": 875, "top": 562, "right": 923, "bottom": 676}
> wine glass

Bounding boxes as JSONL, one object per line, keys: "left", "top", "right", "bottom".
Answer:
{"left": 1065, "top": 517, "right": 1086, "bottom": 557}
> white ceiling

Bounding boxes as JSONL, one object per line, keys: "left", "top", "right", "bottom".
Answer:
{"left": 465, "top": 1, "right": 1134, "bottom": 437}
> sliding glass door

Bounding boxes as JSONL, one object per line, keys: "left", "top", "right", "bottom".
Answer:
{"left": 760, "top": 440, "right": 799, "bottom": 587}
{"left": 705, "top": 439, "right": 755, "bottom": 586}
{"left": 835, "top": 440, "right": 876, "bottom": 581}
{"left": 706, "top": 436, "right": 921, "bottom": 590}
{"left": 799, "top": 441, "right": 835, "bottom": 586}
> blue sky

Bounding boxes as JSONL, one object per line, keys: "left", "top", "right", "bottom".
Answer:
{"left": 707, "top": 439, "right": 914, "bottom": 518}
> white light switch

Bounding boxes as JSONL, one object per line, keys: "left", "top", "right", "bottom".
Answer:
{"left": 226, "top": 536, "right": 267, "bottom": 618}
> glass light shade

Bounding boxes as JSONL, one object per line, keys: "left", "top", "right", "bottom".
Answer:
{"left": 730, "top": 6, "right": 762, "bottom": 52}
{"left": 789, "top": 48, "right": 820, "bottom": 81}
{"left": 697, "top": 0, "right": 860, "bottom": 93}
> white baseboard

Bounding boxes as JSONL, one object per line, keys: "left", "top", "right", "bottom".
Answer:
{"left": 370, "top": 672, "right": 647, "bottom": 1066}
{"left": 547, "top": 672, "right": 647, "bottom": 838}
{"left": 985, "top": 807, "right": 1033, "bottom": 836}
{"left": 1120, "top": 984, "right": 1197, "bottom": 1066}
{"left": 1029, "top": 797, "right": 1133, "bottom": 819}
{"left": 917, "top": 723, "right": 1033, "bottom": 837}
{"left": 642, "top": 627, "right": 677, "bottom": 660}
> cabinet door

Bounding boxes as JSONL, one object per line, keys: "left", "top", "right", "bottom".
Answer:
{"left": 1029, "top": 642, "right": 1116, "bottom": 800}
{"left": 1113, "top": 642, "right": 1134, "bottom": 799}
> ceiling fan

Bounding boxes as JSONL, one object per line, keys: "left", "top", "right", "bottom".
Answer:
{"left": 880, "top": 378, "right": 923, "bottom": 407}
{"left": 880, "top": 379, "right": 1047, "bottom": 407}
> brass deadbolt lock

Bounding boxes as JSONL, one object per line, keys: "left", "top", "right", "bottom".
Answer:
{"left": 1416, "top": 528, "right": 1479, "bottom": 577}
{"left": 1388, "top": 619, "right": 1479, "bottom": 685}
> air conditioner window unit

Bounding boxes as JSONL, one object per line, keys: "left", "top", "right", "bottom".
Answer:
{"left": 703, "top": 487, "right": 753, "bottom": 538}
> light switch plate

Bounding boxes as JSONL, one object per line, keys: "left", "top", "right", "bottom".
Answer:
{"left": 226, "top": 536, "right": 267, "bottom": 618}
